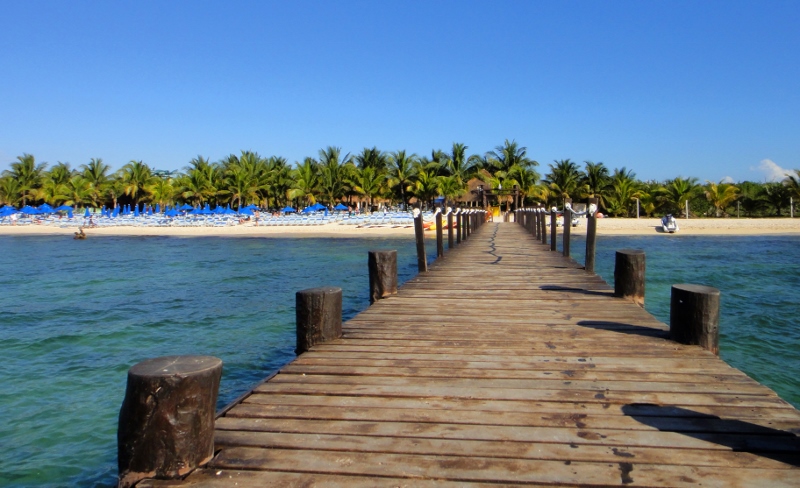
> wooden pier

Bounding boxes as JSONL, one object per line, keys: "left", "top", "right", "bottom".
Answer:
{"left": 141, "top": 222, "right": 800, "bottom": 487}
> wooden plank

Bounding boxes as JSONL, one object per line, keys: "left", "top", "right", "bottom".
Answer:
{"left": 159, "top": 222, "right": 799, "bottom": 487}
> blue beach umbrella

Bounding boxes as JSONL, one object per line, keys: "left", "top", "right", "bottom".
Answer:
{"left": 333, "top": 203, "right": 348, "bottom": 211}
{"left": 238, "top": 208, "right": 254, "bottom": 216}
{"left": 180, "top": 203, "right": 193, "bottom": 210}
{"left": 311, "top": 202, "right": 325, "bottom": 211}
{"left": 134, "top": 205, "right": 140, "bottom": 217}
{"left": 0, "top": 207, "right": 16, "bottom": 217}
{"left": 20, "top": 205, "right": 40, "bottom": 215}
{"left": 155, "top": 203, "right": 161, "bottom": 214}
{"left": 84, "top": 208, "right": 91, "bottom": 218}
{"left": 39, "top": 203, "right": 55, "bottom": 213}
{"left": 54, "top": 205, "right": 74, "bottom": 213}
{"left": 282, "top": 206, "right": 296, "bottom": 213}
{"left": 165, "top": 208, "right": 179, "bottom": 217}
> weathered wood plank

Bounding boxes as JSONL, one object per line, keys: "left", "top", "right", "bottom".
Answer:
{"left": 159, "top": 222, "right": 799, "bottom": 487}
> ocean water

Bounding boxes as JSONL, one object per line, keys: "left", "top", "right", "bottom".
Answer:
{"left": 0, "top": 230, "right": 798, "bottom": 487}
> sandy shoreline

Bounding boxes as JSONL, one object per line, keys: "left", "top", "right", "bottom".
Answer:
{"left": 0, "top": 218, "right": 797, "bottom": 238}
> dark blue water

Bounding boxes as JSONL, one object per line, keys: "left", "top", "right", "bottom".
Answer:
{"left": 0, "top": 232, "right": 798, "bottom": 487}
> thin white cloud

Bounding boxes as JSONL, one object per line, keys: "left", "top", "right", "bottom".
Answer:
{"left": 720, "top": 176, "right": 734, "bottom": 183}
{"left": 750, "top": 159, "right": 791, "bottom": 182}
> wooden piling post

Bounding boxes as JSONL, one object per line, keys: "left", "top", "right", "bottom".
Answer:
{"left": 413, "top": 208, "right": 428, "bottom": 272}
{"left": 118, "top": 355, "right": 222, "bottom": 488}
{"left": 465, "top": 210, "right": 471, "bottom": 238}
{"left": 539, "top": 207, "right": 547, "bottom": 244}
{"left": 585, "top": 198, "right": 598, "bottom": 273}
{"left": 455, "top": 209, "right": 462, "bottom": 245}
{"left": 670, "top": 284, "right": 721, "bottom": 355}
{"left": 563, "top": 198, "right": 572, "bottom": 257}
{"left": 614, "top": 249, "right": 645, "bottom": 307}
{"left": 447, "top": 208, "right": 454, "bottom": 249}
{"left": 368, "top": 250, "right": 397, "bottom": 304}
{"left": 435, "top": 209, "right": 444, "bottom": 257}
{"left": 550, "top": 207, "right": 557, "bottom": 251}
{"left": 296, "top": 286, "right": 343, "bottom": 354}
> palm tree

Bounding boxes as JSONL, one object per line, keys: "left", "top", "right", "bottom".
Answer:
{"left": 387, "top": 150, "right": 417, "bottom": 209}
{"left": 5, "top": 153, "right": 47, "bottom": 206}
{"left": 349, "top": 166, "right": 386, "bottom": 210}
{"left": 81, "top": 158, "right": 111, "bottom": 207}
{"left": 783, "top": 169, "right": 800, "bottom": 202}
{"left": 437, "top": 175, "right": 465, "bottom": 206}
{"left": 148, "top": 178, "right": 176, "bottom": 207}
{"left": 265, "top": 156, "right": 293, "bottom": 208}
{"left": 318, "top": 146, "right": 350, "bottom": 206}
{"left": 178, "top": 156, "right": 218, "bottom": 206}
{"left": 288, "top": 157, "right": 320, "bottom": 207}
{"left": 605, "top": 177, "right": 642, "bottom": 217}
{"left": 410, "top": 168, "right": 439, "bottom": 208}
{"left": 119, "top": 160, "right": 155, "bottom": 206}
{"left": 761, "top": 182, "right": 790, "bottom": 216}
{"left": 659, "top": 177, "right": 700, "bottom": 217}
{"left": 486, "top": 139, "right": 537, "bottom": 174}
{"left": 355, "top": 147, "right": 388, "bottom": 172}
{"left": 0, "top": 177, "right": 22, "bottom": 206}
{"left": 544, "top": 159, "right": 582, "bottom": 204}
{"left": 580, "top": 161, "right": 609, "bottom": 207}
{"left": 63, "top": 175, "right": 92, "bottom": 208}
{"left": 705, "top": 181, "right": 740, "bottom": 217}
{"left": 443, "top": 142, "right": 477, "bottom": 185}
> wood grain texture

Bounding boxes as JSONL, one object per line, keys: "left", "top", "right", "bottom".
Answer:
{"left": 158, "top": 222, "right": 800, "bottom": 486}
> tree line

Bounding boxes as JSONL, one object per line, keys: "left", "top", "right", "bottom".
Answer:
{"left": 2, "top": 140, "right": 799, "bottom": 217}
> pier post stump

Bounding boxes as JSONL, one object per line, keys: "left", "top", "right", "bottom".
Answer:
{"left": 118, "top": 355, "right": 222, "bottom": 488}
{"left": 563, "top": 198, "right": 572, "bottom": 257}
{"left": 585, "top": 198, "right": 598, "bottom": 273}
{"left": 670, "top": 284, "right": 720, "bottom": 355}
{"left": 550, "top": 207, "right": 557, "bottom": 251}
{"left": 614, "top": 249, "right": 645, "bottom": 307}
{"left": 296, "top": 286, "right": 343, "bottom": 354}
{"left": 413, "top": 209, "right": 428, "bottom": 272}
{"left": 368, "top": 250, "right": 397, "bottom": 304}
{"left": 435, "top": 210, "right": 444, "bottom": 257}
{"left": 465, "top": 211, "right": 471, "bottom": 238}
{"left": 447, "top": 209, "right": 454, "bottom": 249}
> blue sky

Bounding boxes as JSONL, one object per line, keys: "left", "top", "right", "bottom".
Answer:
{"left": 1, "top": 0, "right": 798, "bottom": 183}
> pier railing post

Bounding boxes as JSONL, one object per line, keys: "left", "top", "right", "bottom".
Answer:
{"left": 296, "top": 286, "right": 343, "bottom": 354}
{"left": 435, "top": 209, "right": 444, "bottom": 258}
{"left": 670, "top": 284, "right": 720, "bottom": 355}
{"left": 118, "top": 355, "right": 222, "bottom": 488}
{"left": 614, "top": 249, "right": 645, "bottom": 307}
{"left": 368, "top": 250, "right": 398, "bottom": 304}
{"left": 540, "top": 207, "right": 547, "bottom": 245}
{"left": 585, "top": 198, "right": 598, "bottom": 273}
{"left": 413, "top": 208, "right": 428, "bottom": 272}
{"left": 447, "top": 208, "right": 454, "bottom": 249}
{"left": 563, "top": 198, "right": 572, "bottom": 257}
{"left": 455, "top": 209, "right": 462, "bottom": 245}
{"left": 550, "top": 207, "right": 557, "bottom": 251}
{"left": 465, "top": 210, "right": 471, "bottom": 238}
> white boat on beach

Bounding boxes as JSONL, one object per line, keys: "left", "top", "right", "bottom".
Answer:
{"left": 661, "top": 214, "right": 679, "bottom": 233}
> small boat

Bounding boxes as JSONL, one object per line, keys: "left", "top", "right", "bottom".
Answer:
{"left": 661, "top": 214, "right": 679, "bottom": 233}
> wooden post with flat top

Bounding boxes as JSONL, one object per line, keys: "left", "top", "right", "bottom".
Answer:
{"left": 614, "top": 249, "right": 645, "bottom": 307}
{"left": 447, "top": 209, "right": 454, "bottom": 249}
{"left": 296, "top": 286, "right": 343, "bottom": 354}
{"left": 550, "top": 207, "right": 557, "bottom": 251}
{"left": 368, "top": 250, "right": 397, "bottom": 304}
{"left": 670, "top": 284, "right": 720, "bottom": 355}
{"left": 118, "top": 355, "right": 222, "bottom": 488}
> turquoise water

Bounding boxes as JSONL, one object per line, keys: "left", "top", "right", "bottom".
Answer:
{"left": 0, "top": 231, "right": 798, "bottom": 487}
{"left": 0, "top": 235, "right": 433, "bottom": 487}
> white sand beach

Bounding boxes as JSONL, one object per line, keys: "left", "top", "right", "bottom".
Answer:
{"left": 0, "top": 217, "right": 798, "bottom": 238}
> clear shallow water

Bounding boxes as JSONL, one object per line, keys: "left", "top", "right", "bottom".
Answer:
{"left": 0, "top": 231, "right": 798, "bottom": 487}
{"left": 0, "top": 235, "right": 433, "bottom": 487}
